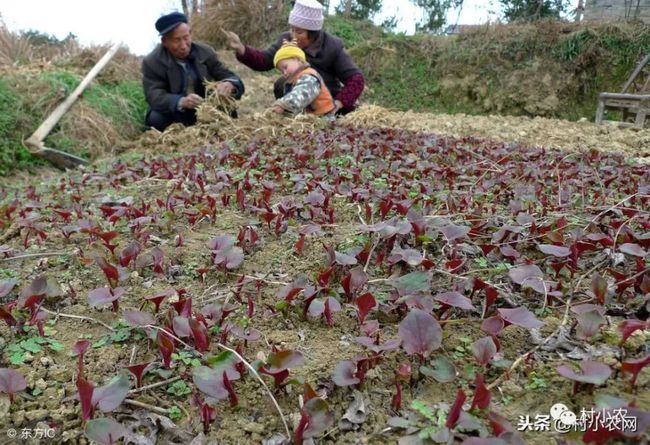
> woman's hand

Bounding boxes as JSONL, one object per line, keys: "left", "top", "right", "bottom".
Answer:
{"left": 221, "top": 29, "right": 245, "bottom": 56}
{"left": 281, "top": 38, "right": 300, "bottom": 47}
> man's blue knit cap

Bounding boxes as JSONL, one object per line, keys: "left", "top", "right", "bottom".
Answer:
{"left": 155, "top": 12, "right": 188, "bottom": 36}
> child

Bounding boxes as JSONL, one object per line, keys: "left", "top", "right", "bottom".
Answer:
{"left": 269, "top": 43, "right": 336, "bottom": 118}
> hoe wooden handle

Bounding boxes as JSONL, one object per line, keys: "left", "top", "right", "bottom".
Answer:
{"left": 25, "top": 41, "right": 121, "bottom": 150}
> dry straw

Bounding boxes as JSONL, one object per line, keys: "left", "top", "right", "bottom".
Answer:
{"left": 0, "top": 22, "right": 33, "bottom": 66}
{"left": 340, "top": 105, "right": 650, "bottom": 157}
{"left": 191, "top": 0, "right": 287, "bottom": 49}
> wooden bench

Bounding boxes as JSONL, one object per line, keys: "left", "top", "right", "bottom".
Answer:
{"left": 595, "top": 53, "right": 650, "bottom": 129}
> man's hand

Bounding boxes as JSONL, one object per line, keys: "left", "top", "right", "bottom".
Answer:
{"left": 269, "top": 105, "right": 285, "bottom": 114}
{"left": 221, "top": 29, "right": 245, "bottom": 56}
{"left": 180, "top": 93, "right": 203, "bottom": 110}
{"left": 215, "top": 81, "right": 235, "bottom": 97}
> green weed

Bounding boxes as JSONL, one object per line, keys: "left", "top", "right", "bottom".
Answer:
{"left": 5, "top": 335, "right": 64, "bottom": 365}
{"left": 525, "top": 371, "right": 549, "bottom": 391}
{"left": 167, "top": 380, "right": 192, "bottom": 397}
{"left": 167, "top": 406, "right": 183, "bottom": 420}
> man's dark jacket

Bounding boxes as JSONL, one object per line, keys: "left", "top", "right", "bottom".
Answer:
{"left": 142, "top": 42, "right": 244, "bottom": 114}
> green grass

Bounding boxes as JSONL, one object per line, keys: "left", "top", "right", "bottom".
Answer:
{"left": 84, "top": 80, "right": 147, "bottom": 130}
{"left": 0, "top": 79, "right": 43, "bottom": 176}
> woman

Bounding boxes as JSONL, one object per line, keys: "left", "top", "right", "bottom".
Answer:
{"left": 223, "top": 0, "right": 364, "bottom": 115}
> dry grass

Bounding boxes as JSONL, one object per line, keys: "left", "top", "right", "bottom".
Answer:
{"left": 56, "top": 46, "right": 142, "bottom": 84}
{"left": 0, "top": 23, "right": 140, "bottom": 83}
{"left": 57, "top": 102, "right": 126, "bottom": 158}
{"left": 0, "top": 21, "right": 85, "bottom": 67}
{"left": 140, "top": 108, "right": 326, "bottom": 154}
{"left": 191, "top": 0, "right": 287, "bottom": 49}
{"left": 196, "top": 80, "right": 239, "bottom": 120}
{"left": 341, "top": 104, "right": 650, "bottom": 156}
{"left": 0, "top": 22, "right": 33, "bottom": 66}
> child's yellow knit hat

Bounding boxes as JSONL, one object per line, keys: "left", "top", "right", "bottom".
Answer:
{"left": 273, "top": 43, "right": 306, "bottom": 68}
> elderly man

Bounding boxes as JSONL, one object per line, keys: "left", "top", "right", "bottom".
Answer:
{"left": 142, "top": 12, "right": 244, "bottom": 131}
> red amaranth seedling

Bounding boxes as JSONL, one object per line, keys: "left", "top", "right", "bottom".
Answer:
{"left": 88, "top": 287, "right": 125, "bottom": 312}
{"left": 354, "top": 334, "right": 401, "bottom": 368}
{"left": 0, "top": 279, "right": 16, "bottom": 299}
{"left": 189, "top": 317, "right": 209, "bottom": 352}
{"left": 392, "top": 363, "right": 411, "bottom": 410}
{"left": 256, "top": 349, "right": 305, "bottom": 388}
{"left": 237, "top": 225, "right": 259, "bottom": 253}
{"left": 0, "top": 279, "right": 18, "bottom": 328}
{"left": 488, "top": 411, "right": 517, "bottom": 437}
{"left": 398, "top": 308, "right": 442, "bottom": 362}
{"left": 84, "top": 417, "right": 127, "bottom": 445}
{"left": 125, "top": 362, "right": 151, "bottom": 388}
{"left": 118, "top": 241, "right": 141, "bottom": 267}
{"left": 157, "top": 329, "right": 175, "bottom": 369}
{"left": 0, "top": 368, "right": 27, "bottom": 404}
{"left": 96, "top": 230, "right": 119, "bottom": 255}
{"left": 306, "top": 295, "right": 341, "bottom": 326}
{"left": 341, "top": 267, "right": 368, "bottom": 301}
{"left": 94, "top": 257, "right": 126, "bottom": 288}
{"left": 142, "top": 288, "right": 175, "bottom": 313}
{"left": 151, "top": 246, "right": 165, "bottom": 274}
{"left": 572, "top": 304, "right": 606, "bottom": 340}
{"left": 433, "top": 291, "right": 477, "bottom": 319}
{"left": 76, "top": 375, "right": 129, "bottom": 422}
{"left": 193, "top": 363, "right": 241, "bottom": 404}
{"left": 332, "top": 359, "right": 363, "bottom": 387}
{"left": 207, "top": 234, "right": 244, "bottom": 270}
{"left": 469, "top": 373, "right": 491, "bottom": 411}
{"left": 122, "top": 310, "right": 156, "bottom": 336}
{"left": 53, "top": 208, "right": 73, "bottom": 223}
{"left": 74, "top": 340, "right": 91, "bottom": 378}
{"left": 446, "top": 389, "right": 466, "bottom": 429}
{"left": 276, "top": 276, "right": 308, "bottom": 304}
{"left": 472, "top": 336, "right": 498, "bottom": 367}
{"left": 618, "top": 318, "right": 649, "bottom": 346}
{"left": 323, "top": 243, "right": 358, "bottom": 268}
{"left": 590, "top": 273, "right": 608, "bottom": 305}
{"left": 621, "top": 354, "right": 650, "bottom": 387}
{"left": 355, "top": 292, "right": 376, "bottom": 325}
{"left": 191, "top": 392, "right": 217, "bottom": 434}
{"left": 480, "top": 306, "right": 544, "bottom": 337}
{"left": 14, "top": 275, "right": 61, "bottom": 334}
{"left": 557, "top": 360, "right": 612, "bottom": 395}
{"left": 171, "top": 296, "right": 192, "bottom": 317}
{"left": 293, "top": 383, "right": 334, "bottom": 445}
{"left": 18, "top": 213, "right": 48, "bottom": 248}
